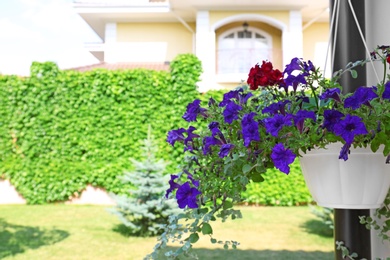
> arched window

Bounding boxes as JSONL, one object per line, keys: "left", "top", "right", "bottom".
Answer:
{"left": 217, "top": 27, "right": 272, "bottom": 74}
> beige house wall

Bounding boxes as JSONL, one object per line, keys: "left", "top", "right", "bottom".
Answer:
{"left": 303, "top": 22, "right": 330, "bottom": 72}
{"left": 209, "top": 11, "right": 290, "bottom": 29}
{"left": 117, "top": 22, "right": 195, "bottom": 62}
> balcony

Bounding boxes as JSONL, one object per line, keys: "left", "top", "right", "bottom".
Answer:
{"left": 216, "top": 48, "right": 273, "bottom": 83}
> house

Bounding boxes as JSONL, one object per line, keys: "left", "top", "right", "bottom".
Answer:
{"left": 72, "top": 0, "right": 329, "bottom": 91}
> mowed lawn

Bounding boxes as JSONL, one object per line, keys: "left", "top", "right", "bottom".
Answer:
{"left": 0, "top": 205, "right": 334, "bottom": 260}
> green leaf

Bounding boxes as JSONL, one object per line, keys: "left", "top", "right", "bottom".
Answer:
{"left": 223, "top": 200, "right": 233, "bottom": 210}
{"left": 242, "top": 164, "right": 252, "bottom": 174}
{"left": 249, "top": 172, "right": 264, "bottom": 183}
{"left": 188, "top": 233, "right": 199, "bottom": 243}
{"left": 350, "top": 69, "right": 358, "bottom": 79}
{"left": 201, "top": 223, "right": 213, "bottom": 235}
{"left": 197, "top": 207, "right": 209, "bottom": 214}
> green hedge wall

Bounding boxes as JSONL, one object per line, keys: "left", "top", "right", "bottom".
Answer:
{"left": 242, "top": 160, "right": 312, "bottom": 206}
{"left": 0, "top": 54, "right": 312, "bottom": 205}
{"left": 0, "top": 54, "right": 201, "bottom": 204}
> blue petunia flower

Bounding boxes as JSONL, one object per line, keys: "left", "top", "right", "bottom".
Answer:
{"left": 184, "top": 126, "right": 200, "bottom": 152}
{"left": 167, "top": 128, "right": 186, "bottom": 146}
{"left": 176, "top": 182, "right": 201, "bottom": 209}
{"left": 182, "top": 99, "right": 207, "bottom": 122}
{"left": 264, "top": 114, "right": 292, "bottom": 137}
{"left": 241, "top": 112, "right": 260, "bottom": 147}
{"left": 218, "top": 144, "right": 235, "bottom": 158}
{"left": 319, "top": 88, "right": 341, "bottom": 103}
{"left": 293, "top": 110, "right": 316, "bottom": 134}
{"left": 303, "top": 60, "right": 315, "bottom": 73}
{"left": 262, "top": 100, "right": 291, "bottom": 115}
{"left": 223, "top": 101, "right": 242, "bottom": 124}
{"left": 333, "top": 115, "right": 368, "bottom": 144}
{"left": 238, "top": 92, "right": 253, "bottom": 105}
{"left": 202, "top": 136, "right": 223, "bottom": 155}
{"left": 184, "top": 170, "right": 200, "bottom": 187}
{"left": 344, "top": 86, "right": 378, "bottom": 110}
{"left": 284, "top": 57, "right": 303, "bottom": 75}
{"left": 165, "top": 174, "right": 180, "bottom": 198}
{"left": 284, "top": 74, "right": 307, "bottom": 91}
{"left": 208, "top": 122, "right": 221, "bottom": 136}
{"left": 219, "top": 89, "right": 243, "bottom": 107}
{"left": 383, "top": 81, "right": 390, "bottom": 100}
{"left": 323, "top": 109, "right": 344, "bottom": 132}
{"left": 339, "top": 143, "right": 351, "bottom": 161}
{"left": 271, "top": 143, "right": 296, "bottom": 174}
{"left": 208, "top": 97, "right": 216, "bottom": 107}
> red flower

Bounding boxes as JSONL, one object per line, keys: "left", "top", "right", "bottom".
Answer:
{"left": 247, "top": 61, "right": 284, "bottom": 90}
{"left": 386, "top": 55, "right": 390, "bottom": 64}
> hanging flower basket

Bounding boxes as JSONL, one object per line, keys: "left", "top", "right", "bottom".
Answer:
{"left": 300, "top": 143, "right": 390, "bottom": 209}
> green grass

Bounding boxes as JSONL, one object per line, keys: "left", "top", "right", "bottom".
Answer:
{"left": 0, "top": 205, "right": 334, "bottom": 260}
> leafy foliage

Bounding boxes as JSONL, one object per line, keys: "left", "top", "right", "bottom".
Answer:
{"left": 242, "top": 160, "right": 312, "bottom": 206}
{"left": 0, "top": 55, "right": 314, "bottom": 207}
{"left": 108, "top": 126, "right": 180, "bottom": 237}
{"left": 149, "top": 46, "right": 390, "bottom": 259}
{"left": 360, "top": 189, "right": 390, "bottom": 242}
{"left": 0, "top": 54, "right": 201, "bottom": 204}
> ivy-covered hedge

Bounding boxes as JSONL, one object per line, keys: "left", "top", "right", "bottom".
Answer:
{"left": 242, "top": 160, "right": 312, "bottom": 206}
{"left": 0, "top": 54, "right": 201, "bottom": 204}
{"left": 0, "top": 54, "right": 312, "bottom": 206}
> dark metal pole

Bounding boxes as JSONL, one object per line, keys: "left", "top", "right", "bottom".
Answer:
{"left": 329, "top": 0, "right": 371, "bottom": 259}
{"left": 331, "top": 0, "right": 366, "bottom": 94}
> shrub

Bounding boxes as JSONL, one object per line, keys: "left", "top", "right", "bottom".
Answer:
{"left": 108, "top": 127, "right": 179, "bottom": 236}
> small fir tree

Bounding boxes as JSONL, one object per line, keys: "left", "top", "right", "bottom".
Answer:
{"left": 109, "top": 126, "right": 179, "bottom": 237}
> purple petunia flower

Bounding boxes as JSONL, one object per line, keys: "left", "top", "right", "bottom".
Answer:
{"left": 219, "top": 89, "right": 243, "bottom": 107}
{"left": 167, "top": 128, "right": 186, "bottom": 146}
{"left": 303, "top": 60, "right": 315, "bottom": 73}
{"left": 208, "top": 122, "right": 221, "bottom": 136}
{"left": 218, "top": 144, "right": 235, "bottom": 158}
{"left": 282, "top": 58, "right": 314, "bottom": 92}
{"left": 271, "top": 143, "right": 296, "bottom": 174}
{"left": 323, "top": 109, "right": 344, "bottom": 132}
{"left": 202, "top": 136, "right": 223, "bottom": 155}
{"left": 284, "top": 58, "right": 313, "bottom": 76}
{"left": 333, "top": 115, "right": 368, "bottom": 144}
{"left": 284, "top": 74, "right": 307, "bottom": 91}
{"left": 344, "top": 86, "right": 378, "bottom": 110}
{"left": 182, "top": 99, "right": 207, "bottom": 122}
{"left": 293, "top": 110, "right": 316, "bottom": 134}
{"left": 262, "top": 100, "right": 291, "bottom": 116}
{"left": 319, "top": 88, "right": 341, "bottom": 103}
{"left": 208, "top": 97, "right": 216, "bottom": 107}
{"left": 176, "top": 182, "right": 201, "bottom": 209}
{"left": 264, "top": 114, "right": 292, "bottom": 137}
{"left": 183, "top": 126, "right": 200, "bottom": 152}
{"left": 165, "top": 174, "right": 180, "bottom": 198}
{"left": 184, "top": 170, "right": 200, "bottom": 187}
{"left": 284, "top": 57, "right": 303, "bottom": 75}
{"left": 339, "top": 143, "right": 351, "bottom": 161}
{"left": 383, "top": 81, "right": 390, "bottom": 100}
{"left": 238, "top": 92, "right": 253, "bottom": 105}
{"left": 223, "top": 101, "right": 242, "bottom": 124}
{"left": 241, "top": 112, "right": 260, "bottom": 147}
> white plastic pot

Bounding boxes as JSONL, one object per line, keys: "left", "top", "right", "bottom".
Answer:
{"left": 299, "top": 143, "right": 390, "bottom": 209}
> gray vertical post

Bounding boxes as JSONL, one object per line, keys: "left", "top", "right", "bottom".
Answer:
{"left": 329, "top": 0, "right": 371, "bottom": 259}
